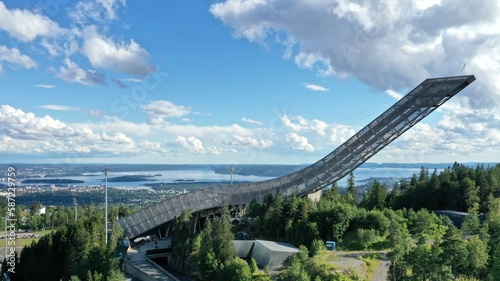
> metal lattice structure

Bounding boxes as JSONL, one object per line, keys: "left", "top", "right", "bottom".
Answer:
{"left": 118, "top": 75, "right": 475, "bottom": 239}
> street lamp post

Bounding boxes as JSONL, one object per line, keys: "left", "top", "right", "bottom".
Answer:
{"left": 104, "top": 168, "right": 110, "bottom": 245}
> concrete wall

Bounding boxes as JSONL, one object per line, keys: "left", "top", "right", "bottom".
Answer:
{"left": 237, "top": 240, "right": 299, "bottom": 269}
{"left": 233, "top": 240, "right": 254, "bottom": 258}
{"left": 307, "top": 189, "right": 322, "bottom": 202}
{"left": 251, "top": 241, "right": 271, "bottom": 267}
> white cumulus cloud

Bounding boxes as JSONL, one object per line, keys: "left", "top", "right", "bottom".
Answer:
{"left": 280, "top": 114, "right": 356, "bottom": 150}
{"left": 0, "top": 1, "right": 61, "bottom": 42}
{"left": 232, "top": 135, "right": 273, "bottom": 149}
{"left": 0, "top": 45, "right": 37, "bottom": 71}
{"left": 175, "top": 136, "right": 219, "bottom": 155}
{"left": 286, "top": 133, "right": 314, "bottom": 152}
{"left": 210, "top": 0, "right": 500, "bottom": 107}
{"left": 0, "top": 105, "right": 165, "bottom": 157}
{"left": 385, "top": 89, "right": 403, "bottom": 100}
{"left": 141, "top": 100, "right": 192, "bottom": 125}
{"left": 70, "top": 0, "right": 126, "bottom": 24}
{"left": 56, "top": 58, "right": 106, "bottom": 86}
{"left": 281, "top": 115, "right": 329, "bottom": 136}
{"left": 211, "top": 0, "right": 500, "bottom": 162}
{"left": 82, "top": 28, "right": 155, "bottom": 76}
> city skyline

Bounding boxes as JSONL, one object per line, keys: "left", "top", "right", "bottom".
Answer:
{"left": 1, "top": 0, "right": 499, "bottom": 165}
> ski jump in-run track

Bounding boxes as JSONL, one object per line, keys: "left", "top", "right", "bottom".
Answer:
{"left": 118, "top": 75, "right": 475, "bottom": 240}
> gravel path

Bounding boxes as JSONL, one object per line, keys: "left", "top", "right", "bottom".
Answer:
{"left": 371, "top": 257, "right": 390, "bottom": 281}
{"left": 332, "top": 251, "right": 389, "bottom": 281}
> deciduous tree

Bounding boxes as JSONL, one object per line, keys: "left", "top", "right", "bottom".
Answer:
{"left": 217, "top": 257, "right": 252, "bottom": 281}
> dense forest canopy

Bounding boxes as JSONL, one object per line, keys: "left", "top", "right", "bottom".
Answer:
{"left": 389, "top": 162, "right": 500, "bottom": 213}
{"left": 1, "top": 206, "right": 127, "bottom": 281}
{"left": 166, "top": 163, "right": 500, "bottom": 281}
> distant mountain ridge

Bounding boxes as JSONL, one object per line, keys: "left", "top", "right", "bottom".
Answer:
{"left": 359, "top": 162, "right": 496, "bottom": 169}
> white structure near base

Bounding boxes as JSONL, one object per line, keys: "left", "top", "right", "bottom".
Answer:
{"left": 233, "top": 240, "right": 299, "bottom": 269}
{"left": 307, "top": 189, "right": 322, "bottom": 202}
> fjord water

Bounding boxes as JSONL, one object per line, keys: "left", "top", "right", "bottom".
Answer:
{"left": 16, "top": 165, "right": 434, "bottom": 189}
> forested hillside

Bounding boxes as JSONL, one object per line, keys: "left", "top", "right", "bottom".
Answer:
{"left": 1, "top": 206, "right": 126, "bottom": 281}
{"left": 244, "top": 163, "right": 500, "bottom": 280}
{"left": 8, "top": 163, "right": 500, "bottom": 281}
{"left": 167, "top": 163, "right": 500, "bottom": 280}
{"left": 389, "top": 162, "right": 500, "bottom": 213}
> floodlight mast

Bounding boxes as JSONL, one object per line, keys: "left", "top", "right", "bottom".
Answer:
{"left": 73, "top": 198, "right": 78, "bottom": 222}
{"left": 104, "top": 168, "right": 110, "bottom": 245}
{"left": 229, "top": 165, "right": 235, "bottom": 185}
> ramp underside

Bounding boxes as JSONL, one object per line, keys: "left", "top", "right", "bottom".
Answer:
{"left": 118, "top": 75, "right": 475, "bottom": 239}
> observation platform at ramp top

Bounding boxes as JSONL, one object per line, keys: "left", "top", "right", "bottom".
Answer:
{"left": 118, "top": 75, "right": 476, "bottom": 240}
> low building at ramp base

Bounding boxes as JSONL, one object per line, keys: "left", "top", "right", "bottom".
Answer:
{"left": 233, "top": 240, "right": 299, "bottom": 269}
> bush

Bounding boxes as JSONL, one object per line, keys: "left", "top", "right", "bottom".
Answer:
{"left": 216, "top": 257, "right": 252, "bottom": 281}
{"left": 248, "top": 258, "right": 258, "bottom": 273}
{"left": 310, "top": 239, "right": 326, "bottom": 257}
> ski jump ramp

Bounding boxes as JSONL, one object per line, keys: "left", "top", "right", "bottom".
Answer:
{"left": 118, "top": 75, "right": 475, "bottom": 239}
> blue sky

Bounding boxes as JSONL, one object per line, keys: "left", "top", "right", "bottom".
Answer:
{"left": 1, "top": 0, "right": 499, "bottom": 165}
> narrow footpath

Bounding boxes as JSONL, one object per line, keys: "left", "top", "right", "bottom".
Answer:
{"left": 371, "top": 257, "right": 390, "bottom": 281}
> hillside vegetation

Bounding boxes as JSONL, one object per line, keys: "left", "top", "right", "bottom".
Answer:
{"left": 168, "top": 163, "right": 500, "bottom": 280}
{"left": 6, "top": 162, "right": 500, "bottom": 281}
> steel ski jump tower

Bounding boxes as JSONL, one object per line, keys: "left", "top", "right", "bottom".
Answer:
{"left": 118, "top": 75, "right": 475, "bottom": 239}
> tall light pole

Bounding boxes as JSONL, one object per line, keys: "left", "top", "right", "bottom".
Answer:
{"left": 229, "top": 165, "right": 234, "bottom": 186}
{"left": 104, "top": 168, "right": 110, "bottom": 245}
{"left": 73, "top": 198, "right": 78, "bottom": 222}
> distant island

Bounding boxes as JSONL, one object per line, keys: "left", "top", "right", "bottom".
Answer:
{"left": 22, "top": 179, "right": 85, "bottom": 184}
{"left": 174, "top": 179, "right": 195, "bottom": 182}
{"left": 106, "top": 175, "right": 159, "bottom": 182}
